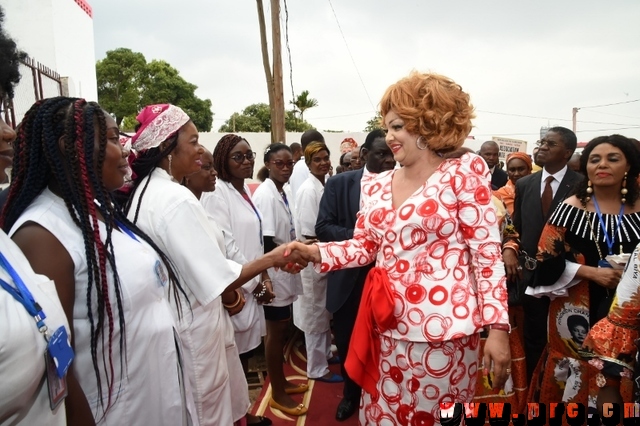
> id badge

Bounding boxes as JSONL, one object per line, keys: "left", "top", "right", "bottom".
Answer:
{"left": 155, "top": 260, "right": 168, "bottom": 287}
{"left": 47, "top": 326, "right": 74, "bottom": 378}
{"left": 598, "top": 259, "right": 613, "bottom": 268}
{"left": 289, "top": 228, "right": 297, "bottom": 242}
{"left": 45, "top": 352, "right": 68, "bottom": 410}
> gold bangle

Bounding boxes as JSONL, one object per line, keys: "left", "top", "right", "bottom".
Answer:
{"left": 223, "top": 290, "right": 242, "bottom": 309}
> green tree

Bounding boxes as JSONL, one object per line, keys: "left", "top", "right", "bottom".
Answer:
{"left": 96, "top": 49, "right": 214, "bottom": 131}
{"left": 364, "top": 112, "right": 382, "bottom": 132}
{"left": 291, "top": 90, "right": 318, "bottom": 122}
{"left": 219, "top": 103, "right": 313, "bottom": 132}
{"left": 96, "top": 48, "right": 147, "bottom": 126}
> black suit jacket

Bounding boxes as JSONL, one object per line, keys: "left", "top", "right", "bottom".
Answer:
{"left": 315, "top": 168, "right": 373, "bottom": 313}
{"left": 491, "top": 167, "right": 509, "bottom": 190}
{"left": 513, "top": 168, "right": 583, "bottom": 286}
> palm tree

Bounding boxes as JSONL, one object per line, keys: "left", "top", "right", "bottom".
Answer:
{"left": 291, "top": 90, "right": 318, "bottom": 122}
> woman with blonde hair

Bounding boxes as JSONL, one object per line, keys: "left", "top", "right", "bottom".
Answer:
{"left": 283, "top": 72, "right": 510, "bottom": 424}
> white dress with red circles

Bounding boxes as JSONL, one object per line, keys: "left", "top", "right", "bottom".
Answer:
{"left": 316, "top": 153, "right": 509, "bottom": 424}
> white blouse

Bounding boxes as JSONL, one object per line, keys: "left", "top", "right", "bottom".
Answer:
{"left": 0, "top": 231, "right": 69, "bottom": 426}
{"left": 11, "top": 188, "right": 192, "bottom": 425}
{"left": 252, "top": 179, "right": 303, "bottom": 306}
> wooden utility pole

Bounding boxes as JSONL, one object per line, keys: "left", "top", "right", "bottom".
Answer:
{"left": 270, "top": 0, "right": 285, "bottom": 143}
{"left": 572, "top": 107, "right": 579, "bottom": 133}
{"left": 256, "top": 0, "right": 285, "bottom": 143}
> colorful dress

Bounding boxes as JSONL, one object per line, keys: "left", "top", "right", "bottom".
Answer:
{"left": 582, "top": 242, "right": 640, "bottom": 400}
{"left": 527, "top": 202, "right": 640, "bottom": 420}
{"left": 316, "top": 153, "right": 508, "bottom": 425}
{"left": 470, "top": 180, "right": 527, "bottom": 415}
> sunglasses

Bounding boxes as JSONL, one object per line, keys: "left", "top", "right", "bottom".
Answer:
{"left": 229, "top": 151, "right": 256, "bottom": 164}
{"left": 270, "top": 160, "right": 295, "bottom": 169}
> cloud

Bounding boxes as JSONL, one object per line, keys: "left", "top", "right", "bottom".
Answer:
{"left": 93, "top": 0, "right": 640, "bottom": 144}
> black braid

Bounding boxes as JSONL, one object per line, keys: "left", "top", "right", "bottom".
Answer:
{"left": 0, "top": 97, "right": 188, "bottom": 418}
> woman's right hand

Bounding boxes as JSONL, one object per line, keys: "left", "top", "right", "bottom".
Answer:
{"left": 502, "top": 248, "right": 522, "bottom": 283}
{"left": 593, "top": 267, "right": 622, "bottom": 289}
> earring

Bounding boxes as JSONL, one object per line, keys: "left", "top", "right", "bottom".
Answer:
{"left": 168, "top": 154, "right": 173, "bottom": 178}
{"left": 621, "top": 171, "right": 628, "bottom": 204}
{"left": 585, "top": 180, "right": 593, "bottom": 202}
{"left": 416, "top": 136, "right": 428, "bottom": 150}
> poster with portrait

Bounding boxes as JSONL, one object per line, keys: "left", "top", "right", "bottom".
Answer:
{"left": 555, "top": 303, "right": 589, "bottom": 357}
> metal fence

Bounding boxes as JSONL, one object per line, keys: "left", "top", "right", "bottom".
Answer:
{"left": 2, "top": 57, "right": 63, "bottom": 128}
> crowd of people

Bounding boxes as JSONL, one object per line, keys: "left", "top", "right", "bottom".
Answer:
{"left": 2, "top": 6, "right": 640, "bottom": 426}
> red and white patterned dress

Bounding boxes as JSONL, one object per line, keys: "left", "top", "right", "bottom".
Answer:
{"left": 317, "top": 153, "right": 509, "bottom": 425}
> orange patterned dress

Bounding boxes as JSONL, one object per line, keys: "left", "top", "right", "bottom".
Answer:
{"left": 582, "top": 243, "right": 640, "bottom": 400}
{"left": 527, "top": 203, "right": 640, "bottom": 421}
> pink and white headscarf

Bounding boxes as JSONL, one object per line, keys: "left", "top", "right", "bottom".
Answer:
{"left": 131, "top": 104, "right": 190, "bottom": 152}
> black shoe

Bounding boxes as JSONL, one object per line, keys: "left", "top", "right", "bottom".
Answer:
{"left": 335, "top": 398, "right": 358, "bottom": 421}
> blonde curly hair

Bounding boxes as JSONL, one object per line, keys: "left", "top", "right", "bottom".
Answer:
{"left": 380, "top": 72, "right": 475, "bottom": 154}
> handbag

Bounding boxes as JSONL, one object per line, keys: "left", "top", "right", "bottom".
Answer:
{"left": 501, "top": 202, "right": 536, "bottom": 306}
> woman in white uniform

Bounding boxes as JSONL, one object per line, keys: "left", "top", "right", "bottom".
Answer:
{"left": 293, "top": 142, "right": 342, "bottom": 383}
{"left": 125, "top": 104, "right": 289, "bottom": 426}
{"left": 253, "top": 143, "right": 307, "bottom": 416}
{"left": 0, "top": 32, "right": 70, "bottom": 423}
{"left": 3, "top": 97, "right": 195, "bottom": 425}
{"left": 205, "top": 135, "right": 273, "bottom": 369}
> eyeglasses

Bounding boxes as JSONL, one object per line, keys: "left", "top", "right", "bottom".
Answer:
{"left": 537, "top": 139, "right": 560, "bottom": 148}
{"left": 270, "top": 160, "right": 295, "bottom": 169}
{"left": 229, "top": 151, "right": 256, "bottom": 164}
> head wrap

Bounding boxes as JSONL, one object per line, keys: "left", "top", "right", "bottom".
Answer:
{"left": 339, "top": 137, "right": 358, "bottom": 154}
{"left": 131, "top": 104, "right": 190, "bottom": 152}
{"left": 506, "top": 151, "right": 532, "bottom": 171}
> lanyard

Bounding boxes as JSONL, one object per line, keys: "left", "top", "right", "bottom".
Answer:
{"left": 114, "top": 219, "right": 139, "bottom": 242}
{"left": 280, "top": 191, "right": 296, "bottom": 242}
{"left": 0, "top": 252, "right": 48, "bottom": 333}
{"left": 592, "top": 195, "right": 625, "bottom": 255}
{"left": 240, "top": 192, "right": 263, "bottom": 248}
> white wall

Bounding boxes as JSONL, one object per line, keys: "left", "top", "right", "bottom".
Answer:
{"left": 3, "top": 0, "right": 98, "bottom": 101}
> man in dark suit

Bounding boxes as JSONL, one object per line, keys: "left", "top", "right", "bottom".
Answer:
{"left": 480, "top": 140, "right": 509, "bottom": 189}
{"left": 315, "top": 129, "right": 395, "bottom": 421}
{"left": 505, "top": 126, "right": 582, "bottom": 380}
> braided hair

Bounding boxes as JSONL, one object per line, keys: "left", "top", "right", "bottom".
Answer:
{"left": 212, "top": 134, "right": 247, "bottom": 182}
{"left": 0, "top": 96, "right": 185, "bottom": 417}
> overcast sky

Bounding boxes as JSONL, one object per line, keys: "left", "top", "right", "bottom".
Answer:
{"left": 92, "top": 0, "right": 640, "bottom": 143}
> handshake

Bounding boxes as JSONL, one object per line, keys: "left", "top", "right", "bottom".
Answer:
{"left": 268, "top": 241, "right": 322, "bottom": 274}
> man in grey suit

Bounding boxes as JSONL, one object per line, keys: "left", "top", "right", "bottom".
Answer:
{"left": 504, "top": 126, "right": 583, "bottom": 380}
{"left": 315, "top": 129, "right": 395, "bottom": 421}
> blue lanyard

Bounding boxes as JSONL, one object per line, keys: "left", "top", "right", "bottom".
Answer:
{"left": 114, "top": 219, "right": 139, "bottom": 242}
{"left": 240, "top": 192, "right": 263, "bottom": 248}
{"left": 592, "top": 195, "right": 625, "bottom": 255}
{"left": 280, "top": 190, "right": 296, "bottom": 242}
{"left": 0, "top": 252, "right": 47, "bottom": 332}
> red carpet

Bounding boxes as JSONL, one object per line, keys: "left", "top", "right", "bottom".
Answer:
{"left": 251, "top": 331, "right": 359, "bottom": 426}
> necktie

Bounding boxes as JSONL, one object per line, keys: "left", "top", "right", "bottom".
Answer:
{"left": 541, "top": 175, "right": 554, "bottom": 216}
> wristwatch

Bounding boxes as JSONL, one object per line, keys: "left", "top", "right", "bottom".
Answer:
{"left": 487, "top": 323, "right": 511, "bottom": 334}
{"left": 595, "top": 373, "right": 620, "bottom": 388}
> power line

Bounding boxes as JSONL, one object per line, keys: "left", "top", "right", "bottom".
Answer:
{"left": 578, "top": 109, "right": 640, "bottom": 120}
{"left": 310, "top": 110, "right": 375, "bottom": 120}
{"left": 326, "top": 0, "right": 376, "bottom": 111}
{"left": 477, "top": 109, "right": 640, "bottom": 127}
{"left": 579, "top": 99, "right": 640, "bottom": 109}
{"left": 283, "top": 0, "right": 295, "bottom": 107}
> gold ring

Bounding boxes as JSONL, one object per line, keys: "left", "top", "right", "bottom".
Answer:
{"left": 505, "top": 368, "right": 512, "bottom": 373}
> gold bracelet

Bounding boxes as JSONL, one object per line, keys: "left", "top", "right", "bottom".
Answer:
{"left": 222, "top": 290, "right": 242, "bottom": 309}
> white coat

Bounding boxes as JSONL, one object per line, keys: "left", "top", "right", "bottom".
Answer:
{"left": 293, "top": 176, "right": 330, "bottom": 334}
{"left": 0, "top": 231, "right": 69, "bottom": 426}
{"left": 127, "top": 168, "right": 243, "bottom": 426}
{"left": 252, "top": 179, "right": 303, "bottom": 307}
{"left": 202, "top": 180, "right": 266, "bottom": 354}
